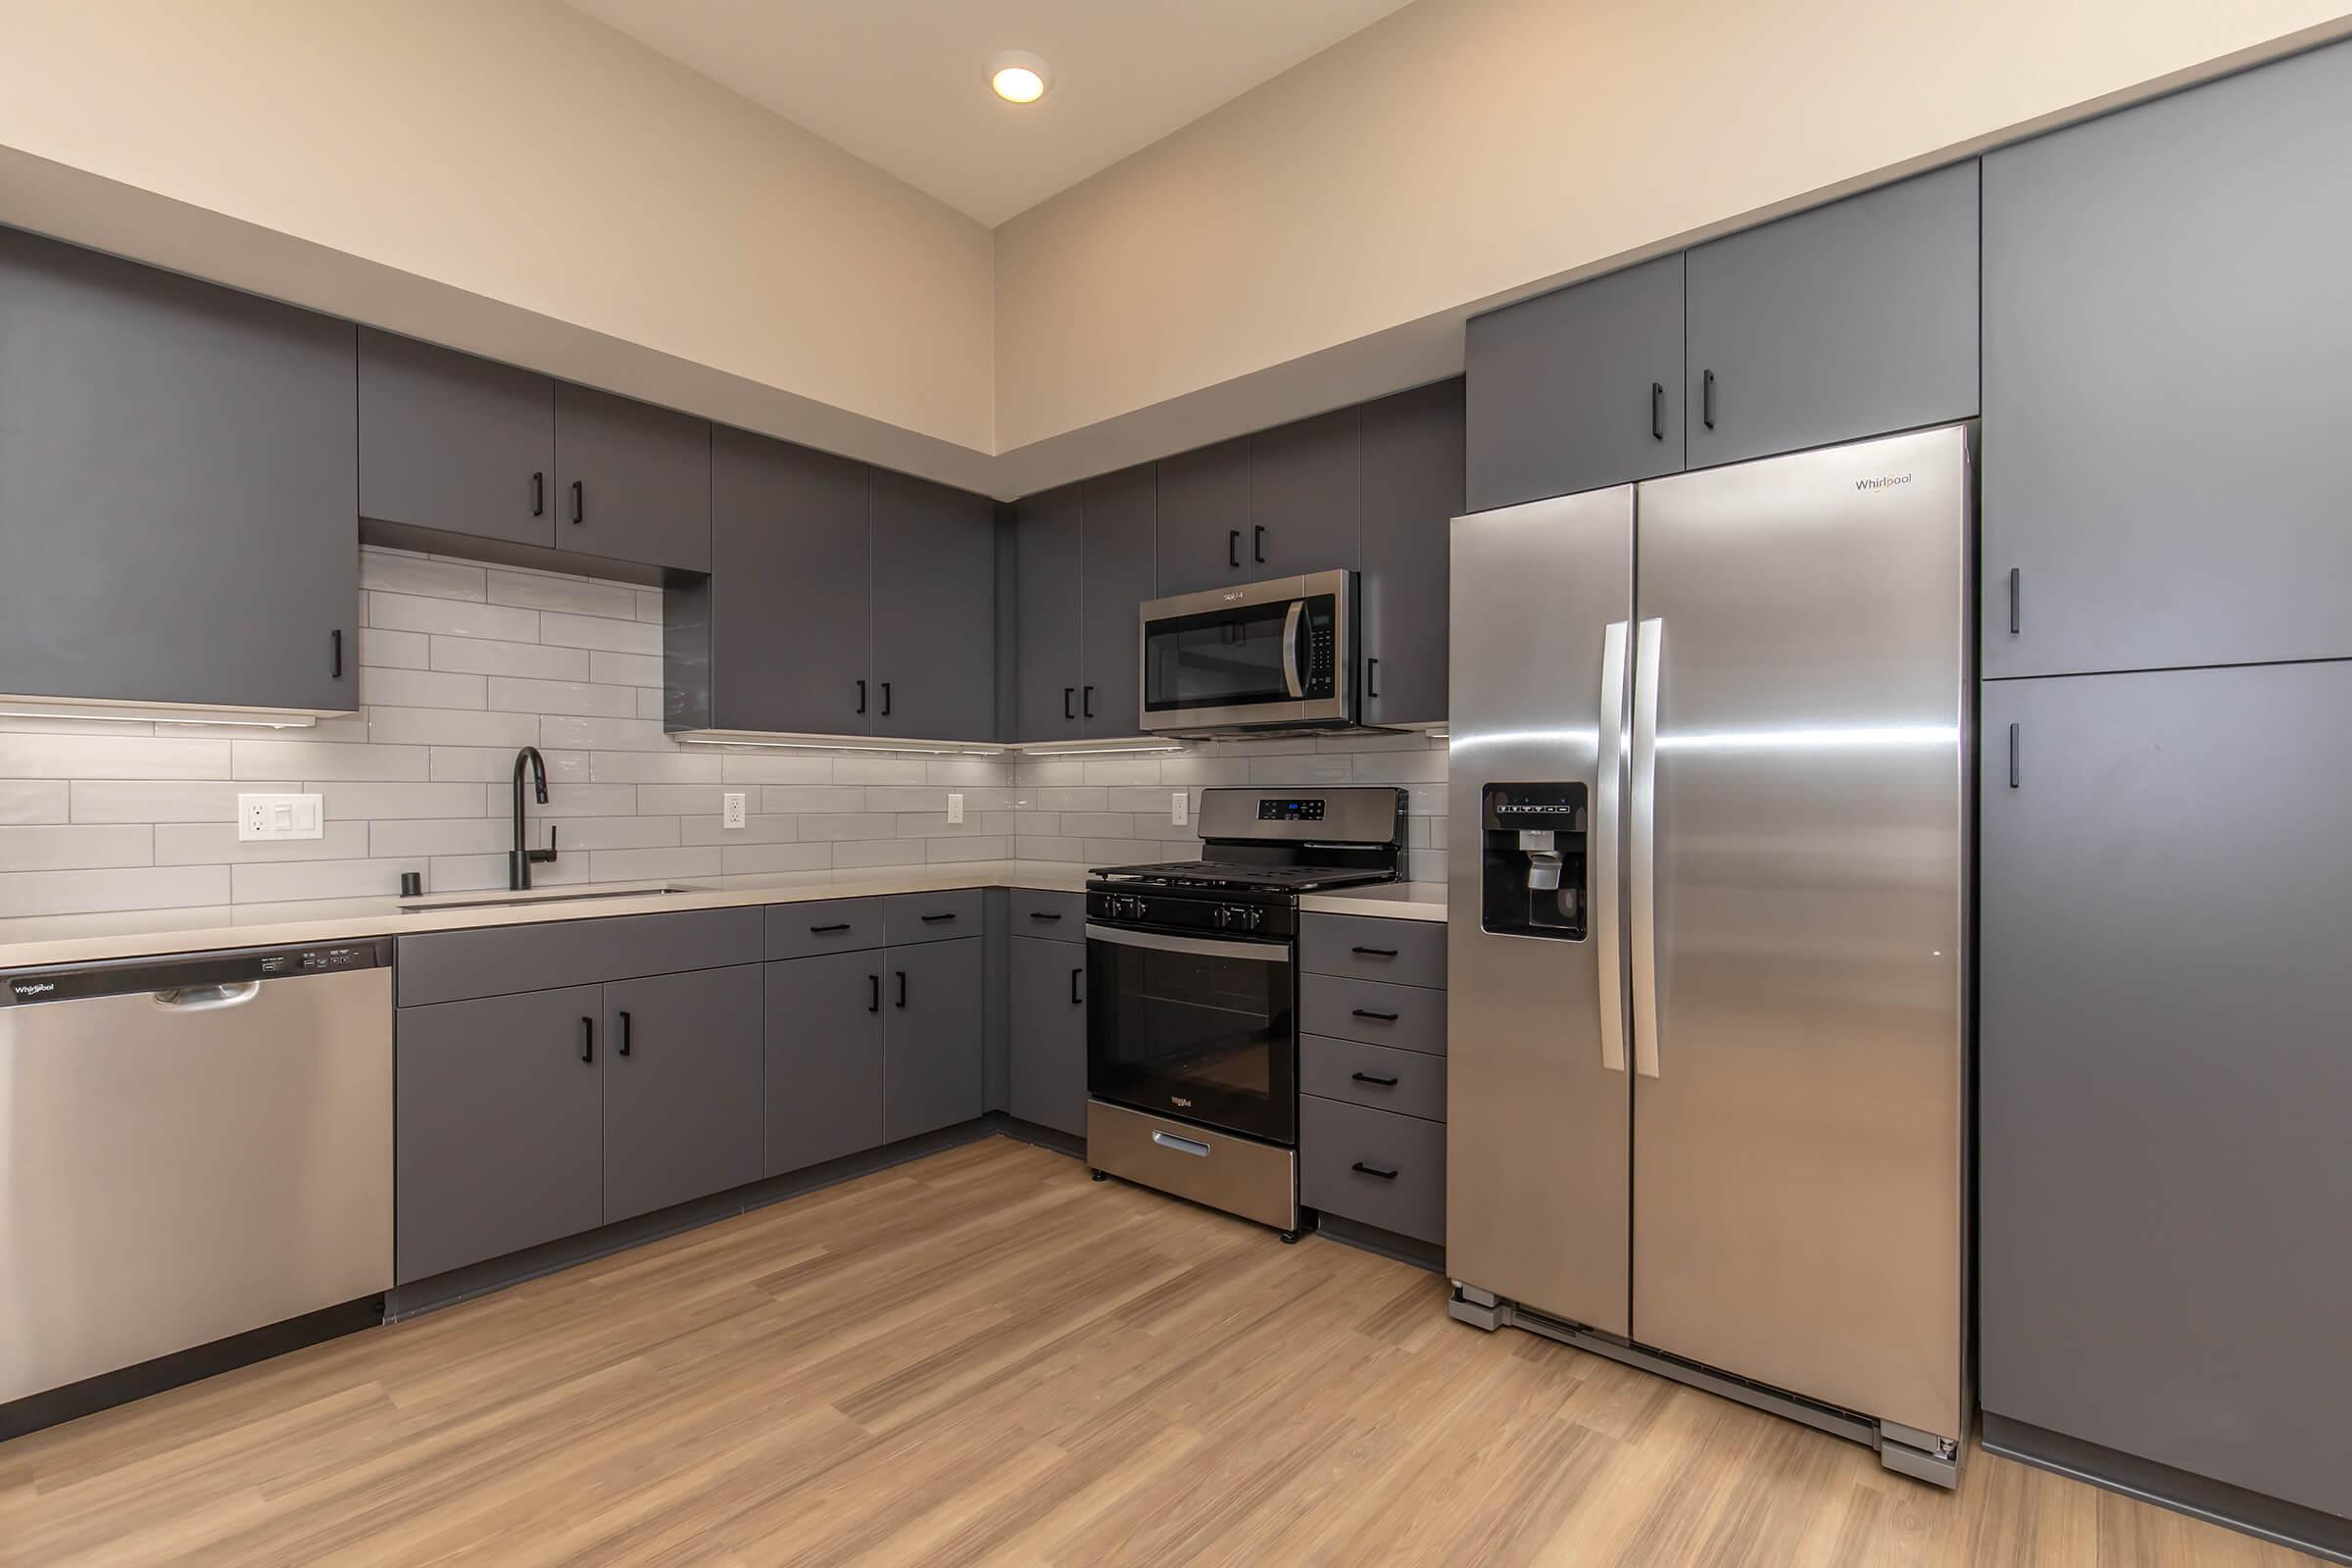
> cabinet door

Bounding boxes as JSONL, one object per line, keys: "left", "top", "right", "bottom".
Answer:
{"left": 1465, "top": 251, "right": 1684, "bottom": 511}
{"left": 359, "top": 328, "right": 554, "bottom": 550}
{"left": 554, "top": 382, "right": 711, "bottom": 572}
{"left": 1980, "top": 662, "right": 2352, "bottom": 1521}
{"left": 1249, "top": 405, "right": 1359, "bottom": 579}
{"left": 1685, "top": 161, "right": 1978, "bottom": 470}
{"left": 883, "top": 938, "right": 984, "bottom": 1141}
{"left": 765, "top": 951, "right": 887, "bottom": 1175}
{"left": 1357, "top": 379, "right": 1463, "bottom": 726}
{"left": 1153, "top": 436, "right": 1251, "bottom": 597}
{"left": 1984, "top": 41, "right": 2352, "bottom": 678}
{"left": 0, "top": 228, "right": 358, "bottom": 714}
{"left": 1007, "top": 936, "right": 1088, "bottom": 1137}
{"left": 1014, "top": 481, "right": 1084, "bottom": 741}
{"left": 870, "top": 469, "right": 997, "bottom": 742}
{"left": 394, "top": 985, "right": 604, "bottom": 1284}
{"left": 602, "top": 965, "right": 762, "bottom": 1224}
{"left": 1079, "top": 463, "right": 1157, "bottom": 738}
{"left": 709, "top": 426, "right": 873, "bottom": 735}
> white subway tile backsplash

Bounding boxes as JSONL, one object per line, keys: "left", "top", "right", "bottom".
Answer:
{"left": 432, "top": 637, "right": 592, "bottom": 681}
{"left": 487, "top": 677, "right": 639, "bottom": 718}
{"left": 925, "top": 836, "right": 1008, "bottom": 862}
{"left": 425, "top": 854, "right": 587, "bottom": 895}
{"left": 358, "top": 628, "right": 430, "bottom": 669}
{"left": 1, "top": 780, "right": 73, "bottom": 824}
{"left": 863, "top": 787, "right": 951, "bottom": 812}
{"left": 0, "top": 733, "right": 231, "bottom": 781}
{"left": 588, "top": 846, "right": 721, "bottom": 882}
{"left": 760, "top": 785, "right": 869, "bottom": 813}
{"left": 230, "top": 858, "right": 402, "bottom": 903}
{"left": 635, "top": 689, "right": 667, "bottom": 721}
{"left": 795, "top": 812, "right": 897, "bottom": 842}
{"left": 634, "top": 785, "right": 724, "bottom": 815}
{"left": 539, "top": 612, "right": 661, "bottom": 656}
{"left": 358, "top": 667, "right": 488, "bottom": 710}
{"left": 588, "top": 651, "right": 664, "bottom": 688}
{"left": 485, "top": 570, "right": 640, "bottom": 619}
{"left": 368, "top": 708, "right": 540, "bottom": 749}
{"left": 1033, "top": 786, "right": 1106, "bottom": 812}
{"left": 830, "top": 840, "right": 925, "bottom": 869}
{"left": 634, "top": 589, "right": 663, "bottom": 623}
{"left": 0, "top": 823, "right": 153, "bottom": 871}
{"left": 719, "top": 754, "right": 834, "bottom": 785}
{"left": 720, "top": 843, "right": 831, "bottom": 876}
{"left": 155, "top": 820, "right": 369, "bottom": 864}
{"left": 589, "top": 751, "right": 720, "bottom": 784}
{"left": 1249, "top": 754, "right": 1353, "bottom": 785}
{"left": 234, "top": 740, "right": 429, "bottom": 782}
{"left": 361, "top": 554, "right": 486, "bottom": 601}
{"left": 829, "top": 757, "right": 925, "bottom": 786}
{"left": 681, "top": 814, "right": 798, "bottom": 846}
{"left": 538, "top": 714, "right": 673, "bottom": 753}
{"left": 0, "top": 865, "right": 229, "bottom": 917}
{"left": 1061, "top": 812, "right": 1134, "bottom": 839}
{"left": 431, "top": 746, "right": 592, "bottom": 784}
{"left": 1079, "top": 759, "right": 1160, "bottom": 786}
{"left": 365, "top": 817, "right": 512, "bottom": 859}
{"left": 537, "top": 816, "right": 682, "bottom": 852}
{"left": 70, "top": 779, "right": 301, "bottom": 824}
{"left": 1348, "top": 749, "right": 1447, "bottom": 784}
{"left": 313, "top": 782, "right": 489, "bottom": 820}
{"left": 369, "top": 592, "right": 539, "bottom": 642}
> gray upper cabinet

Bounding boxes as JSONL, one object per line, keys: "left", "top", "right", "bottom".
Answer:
{"left": 394, "top": 985, "right": 606, "bottom": 1285}
{"left": 1980, "top": 662, "right": 2352, "bottom": 1522}
{"left": 1983, "top": 40, "right": 2352, "bottom": 678}
{"left": 765, "top": 951, "right": 887, "bottom": 1176}
{"left": 1077, "top": 463, "right": 1157, "bottom": 738}
{"left": 1015, "top": 481, "right": 1085, "bottom": 740}
{"left": 359, "top": 328, "right": 554, "bottom": 551}
{"left": 553, "top": 382, "right": 711, "bottom": 572}
{"left": 1685, "top": 161, "right": 1979, "bottom": 471}
{"left": 1357, "top": 379, "right": 1464, "bottom": 726}
{"left": 706, "top": 427, "right": 873, "bottom": 736}
{"left": 870, "top": 468, "right": 998, "bottom": 743}
{"left": 1007, "top": 935, "right": 1087, "bottom": 1137}
{"left": 1154, "top": 435, "right": 1252, "bottom": 597}
{"left": 601, "top": 965, "right": 763, "bottom": 1224}
{"left": 0, "top": 227, "right": 358, "bottom": 714}
{"left": 1465, "top": 251, "right": 1685, "bottom": 511}
{"left": 1249, "top": 406, "right": 1360, "bottom": 578}
{"left": 884, "top": 937, "right": 985, "bottom": 1142}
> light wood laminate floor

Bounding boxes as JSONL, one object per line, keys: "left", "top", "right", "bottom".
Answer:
{"left": 0, "top": 1137, "right": 2321, "bottom": 1566}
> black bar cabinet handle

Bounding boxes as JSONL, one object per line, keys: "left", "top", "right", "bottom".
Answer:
{"left": 2008, "top": 722, "right": 2021, "bottom": 790}
{"left": 867, "top": 973, "right": 880, "bottom": 1012}
{"left": 895, "top": 970, "right": 907, "bottom": 1008}
{"left": 1350, "top": 945, "right": 1398, "bottom": 957}
{"left": 1064, "top": 686, "right": 1075, "bottom": 720}
{"left": 1029, "top": 910, "right": 1063, "bottom": 922}
{"left": 2008, "top": 567, "right": 2021, "bottom": 635}
{"left": 1351, "top": 1161, "right": 1399, "bottom": 1180}
{"left": 616, "top": 1009, "right": 632, "bottom": 1057}
{"left": 856, "top": 679, "right": 867, "bottom": 714}
{"left": 1352, "top": 1008, "right": 1400, "bottom": 1022}
{"left": 1350, "top": 1072, "right": 1399, "bottom": 1088}
{"left": 1253, "top": 525, "right": 1267, "bottom": 564}
{"left": 1083, "top": 685, "right": 1096, "bottom": 718}
{"left": 1228, "top": 529, "right": 1241, "bottom": 568}
{"left": 532, "top": 471, "right": 545, "bottom": 516}
{"left": 569, "top": 479, "right": 584, "bottom": 525}
{"left": 579, "top": 1016, "right": 595, "bottom": 1063}
{"left": 920, "top": 911, "right": 957, "bottom": 924}
{"left": 880, "top": 682, "right": 892, "bottom": 716}
{"left": 1070, "top": 967, "right": 1083, "bottom": 1005}
{"left": 810, "top": 922, "right": 851, "bottom": 933}
{"left": 1702, "top": 368, "right": 1717, "bottom": 430}
{"left": 1650, "top": 381, "right": 1665, "bottom": 441}
{"left": 330, "top": 628, "right": 343, "bottom": 679}
{"left": 1365, "top": 658, "right": 1380, "bottom": 700}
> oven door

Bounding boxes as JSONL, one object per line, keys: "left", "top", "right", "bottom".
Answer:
{"left": 1087, "top": 923, "right": 1297, "bottom": 1144}
{"left": 1138, "top": 572, "right": 1350, "bottom": 734}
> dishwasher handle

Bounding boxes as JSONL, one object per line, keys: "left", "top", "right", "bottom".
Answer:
{"left": 152, "top": 982, "right": 263, "bottom": 1011}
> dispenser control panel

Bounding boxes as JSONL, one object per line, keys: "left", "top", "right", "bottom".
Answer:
{"left": 1479, "top": 781, "right": 1589, "bottom": 941}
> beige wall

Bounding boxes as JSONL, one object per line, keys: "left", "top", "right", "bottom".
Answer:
{"left": 0, "top": 0, "right": 997, "bottom": 459}
{"left": 993, "top": 0, "right": 2352, "bottom": 456}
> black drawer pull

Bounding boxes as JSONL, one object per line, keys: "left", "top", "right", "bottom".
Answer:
{"left": 569, "top": 479, "right": 584, "bottom": 525}
{"left": 330, "top": 628, "right": 343, "bottom": 679}
{"left": 1365, "top": 658, "right": 1379, "bottom": 700}
{"left": 1351, "top": 1161, "right": 1398, "bottom": 1180}
{"left": 1070, "top": 967, "right": 1083, "bottom": 1005}
{"left": 1351, "top": 1008, "right": 1400, "bottom": 1022}
{"left": 531, "top": 470, "right": 545, "bottom": 516}
{"left": 867, "top": 973, "right": 880, "bottom": 1012}
{"left": 895, "top": 970, "right": 907, "bottom": 1007}
{"left": 1350, "top": 1072, "right": 1399, "bottom": 1087}
{"left": 919, "top": 911, "right": 957, "bottom": 924}
{"left": 1228, "top": 529, "right": 1241, "bottom": 568}
{"left": 1702, "top": 368, "right": 1717, "bottom": 430}
{"left": 2008, "top": 566, "right": 2021, "bottom": 635}
{"left": 1253, "top": 524, "right": 1267, "bottom": 564}
{"left": 809, "top": 921, "right": 852, "bottom": 934}
{"left": 1350, "top": 945, "right": 1398, "bottom": 957}
{"left": 1064, "top": 686, "right": 1076, "bottom": 720}
{"left": 579, "top": 1016, "right": 594, "bottom": 1063}
{"left": 856, "top": 679, "right": 867, "bottom": 714}
{"left": 880, "top": 681, "right": 892, "bottom": 717}
{"left": 1028, "top": 910, "right": 1063, "bottom": 922}
{"left": 1083, "top": 684, "right": 1096, "bottom": 718}
{"left": 1650, "top": 380, "right": 1665, "bottom": 441}
{"left": 616, "top": 1009, "right": 632, "bottom": 1057}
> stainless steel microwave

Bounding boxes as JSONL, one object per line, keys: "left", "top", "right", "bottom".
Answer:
{"left": 1137, "top": 570, "right": 1355, "bottom": 736}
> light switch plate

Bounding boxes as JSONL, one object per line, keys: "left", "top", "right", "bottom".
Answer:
{"left": 946, "top": 793, "right": 964, "bottom": 825}
{"left": 722, "top": 792, "right": 748, "bottom": 830}
{"left": 1171, "top": 791, "right": 1189, "bottom": 826}
{"left": 239, "top": 792, "right": 323, "bottom": 842}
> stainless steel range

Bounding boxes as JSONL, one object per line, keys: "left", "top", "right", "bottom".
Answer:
{"left": 1084, "top": 786, "right": 1406, "bottom": 1240}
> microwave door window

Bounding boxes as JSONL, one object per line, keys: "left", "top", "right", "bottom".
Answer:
{"left": 1149, "top": 603, "right": 1293, "bottom": 711}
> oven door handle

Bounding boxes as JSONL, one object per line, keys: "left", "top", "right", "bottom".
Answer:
{"left": 1085, "top": 924, "right": 1290, "bottom": 962}
{"left": 1280, "top": 600, "right": 1304, "bottom": 699}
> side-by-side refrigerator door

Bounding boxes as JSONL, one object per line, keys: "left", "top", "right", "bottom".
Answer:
{"left": 1446, "top": 486, "right": 1635, "bottom": 1337}
{"left": 1627, "top": 424, "right": 1970, "bottom": 1443}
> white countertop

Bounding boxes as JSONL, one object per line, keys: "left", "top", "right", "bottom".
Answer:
{"left": 0, "top": 862, "right": 1447, "bottom": 969}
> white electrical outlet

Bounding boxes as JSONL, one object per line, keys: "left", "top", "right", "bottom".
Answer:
{"left": 722, "top": 792, "right": 748, "bottom": 829}
{"left": 1171, "top": 791, "right": 1189, "bottom": 826}
{"left": 238, "top": 792, "right": 323, "bottom": 843}
{"left": 947, "top": 792, "right": 965, "bottom": 825}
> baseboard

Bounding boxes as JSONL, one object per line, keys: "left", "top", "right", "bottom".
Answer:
{"left": 1982, "top": 1412, "right": 2352, "bottom": 1565}
{"left": 1314, "top": 1211, "right": 1445, "bottom": 1272}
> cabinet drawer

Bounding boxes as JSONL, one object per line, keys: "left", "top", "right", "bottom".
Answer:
{"left": 1300, "top": 913, "right": 1446, "bottom": 989}
{"left": 1300, "top": 1035, "right": 1445, "bottom": 1123}
{"left": 883, "top": 889, "right": 984, "bottom": 947}
{"left": 397, "top": 907, "right": 761, "bottom": 1006}
{"left": 763, "top": 897, "right": 885, "bottom": 960}
{"left": 1299, "top": 1095, "right": 1446, "bottom": 1244}
{"left": 1300, "top": 974, "right": 1446, "bottom": 1056}
{"left": 1009, "top": 889, "right": 1085, "bottom": 943}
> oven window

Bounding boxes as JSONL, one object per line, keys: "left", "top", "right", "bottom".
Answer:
{"left": 1143, "top": 600, "right": 1298, "bottom": 712}
{"left": 1088, "top": 935, "right": 1296, "bottom": 1143}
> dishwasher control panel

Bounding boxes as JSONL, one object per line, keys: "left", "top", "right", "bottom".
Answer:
{"left": 2, "top": 939, "right": 391, "bottom": 1005}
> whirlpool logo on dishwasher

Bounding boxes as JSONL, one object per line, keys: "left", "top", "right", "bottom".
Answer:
{"left": 13, "top": 980, "right": 57, "bottom": 999}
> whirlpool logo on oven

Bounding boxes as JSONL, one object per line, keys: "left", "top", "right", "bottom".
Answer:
{"left": 1170, "top": 1095, "right": 1193, "bottom": 1108}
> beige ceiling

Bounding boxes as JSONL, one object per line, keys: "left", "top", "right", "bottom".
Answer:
{"left": 562, "top": 0, "right": 1418, "bottom": 226}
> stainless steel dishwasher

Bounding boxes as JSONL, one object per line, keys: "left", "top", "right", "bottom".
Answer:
{"left": 1, "top": 940, "right": 393, "bottom": 1410}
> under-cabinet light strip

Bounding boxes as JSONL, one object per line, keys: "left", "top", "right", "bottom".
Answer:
{"left": 0, "top": 703, "right": 318, "bottom": 730}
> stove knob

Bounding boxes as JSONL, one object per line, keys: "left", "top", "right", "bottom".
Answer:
{"left": 1247, "top": 907, "right": 1265, "bottom": 931}
{"left": 1212, "top": 906, "right": 1231, "bottom": 929}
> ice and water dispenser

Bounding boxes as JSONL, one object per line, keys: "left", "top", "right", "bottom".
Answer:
{"left": 1478, "top": 782, "right": 1588, "bottom": 940}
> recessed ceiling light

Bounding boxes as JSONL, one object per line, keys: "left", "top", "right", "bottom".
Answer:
{"left": 987, "top": 50, "right": 1050, "bottom": 105}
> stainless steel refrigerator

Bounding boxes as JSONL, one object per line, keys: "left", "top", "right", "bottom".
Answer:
{"left": 1446, "top": 423, "right": 1971, "bottom": 1486}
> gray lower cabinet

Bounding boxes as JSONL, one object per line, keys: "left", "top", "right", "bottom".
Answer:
{"left": 1684, "top": 160, "right": 1979, "bottom": 471}
{"left": 884, "top": 937, "right": 985, "bottom": 1141}
{"left": 765, "top": 950, "right": 888, "bottom": 1176}
{"left": 1154, "top": 435, "right": 1253, "bottom": 598}
{"left": 1249, "top": 405, "right": 1360, "bottom": 580}
{"left": 1465, "top": 251, "right": 1685, "bottom": 512}
{"left": 602, "top": 965, "right": 764, "bottom": 1224}
{"left": 1357, "top": 379, "right": 1464, "bottom": 726}
{"left": 1983, "top": 38, "right": 2352, "bottom": 678}
{"left": 359, "top": 328, "right": 555, "bottom": 551}
{"left": 553, "top": 382, "right": 711, "bottom": 572}
{"left": 394, "top": 985, "right": 605, "bottom": 1285}
{"left": 1980, "top": 662, "right": 2352, "bottom": 1522}
{"left": 870, "top": 468, "right": 998, "bottom": 742}
{"left": 0, "top": 225, "right": 358, "bottom": 714}
{"left": 1299, "top": 1095, "right": 1446, "bottom": 1246}
{"left": 1007, "top": 935, "right": 1086, "bottom": 1136}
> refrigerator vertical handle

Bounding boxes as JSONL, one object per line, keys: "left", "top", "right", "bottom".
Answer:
{"left": 1593, "top": 620, "right": 1630, "bottom": 1073}
{"left": 1629, "top": 617, "right": 1663, "bottom": 1078}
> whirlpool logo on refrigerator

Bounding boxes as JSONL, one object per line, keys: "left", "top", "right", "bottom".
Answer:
{"left": 1854, "top": 471, "right": 1915, "bottom": 492}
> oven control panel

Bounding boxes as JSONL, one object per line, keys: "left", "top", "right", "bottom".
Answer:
{"left": 1086, "top": 889, "right": 1296, "bottom": 941}
{"left": 1256, "top": 798, "right": 1326, "bottom": 822}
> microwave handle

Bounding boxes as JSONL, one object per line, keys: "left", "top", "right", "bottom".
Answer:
{"left": 1280, "top": 601, "right": 1304, "bottom": 699}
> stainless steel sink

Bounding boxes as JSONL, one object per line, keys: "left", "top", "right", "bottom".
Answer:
{"left": 397, "top": 886, "right": 695, "bottom": 913}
